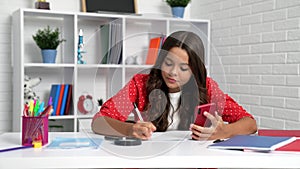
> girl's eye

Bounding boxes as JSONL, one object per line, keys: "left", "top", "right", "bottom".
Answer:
{"left": 164, "top": 60, "right": 172, "bottom": 66}
{"left": 180, "top": 66, "right": 189, "bottom": 71}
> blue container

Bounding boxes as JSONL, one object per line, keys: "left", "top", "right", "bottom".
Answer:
{"left": 42, "top": 49, "right": 57, "bottom": 63}
{"left": 171, "top": 7, "right": 185, "bottom": 18}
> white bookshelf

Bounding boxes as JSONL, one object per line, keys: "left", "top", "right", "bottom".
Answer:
{"left": 12, "top": 8, "right": 210, "bottom": 132}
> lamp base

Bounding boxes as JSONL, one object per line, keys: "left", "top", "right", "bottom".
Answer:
{"left": 35, "top": 2, "right": 50, "bottom": 10}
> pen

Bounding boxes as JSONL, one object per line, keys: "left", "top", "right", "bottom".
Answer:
{"left": 133, "top": 102, "right": 144, "bottom": 122}
{"left": 213, "top": 139, "right": 224, "bottom": 143}
{"left": 0, "top": 145, "right": 32, "bottom": 153}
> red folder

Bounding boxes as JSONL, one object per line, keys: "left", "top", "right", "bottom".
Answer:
{"left": 145, "top": 37, "right": 161, "bottom": 65}
{"left": 258, "top": 129, "right": 300, "bottom": 137}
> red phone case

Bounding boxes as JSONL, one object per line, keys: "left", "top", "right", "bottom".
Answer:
{"left": 194, "top": 103, "right": 216, "bottom": 127}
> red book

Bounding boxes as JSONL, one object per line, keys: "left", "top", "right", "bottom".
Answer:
{"left": 64, "top": 85, "right": 72, "bottom": 115}
{"left": 145, "top": 37, "right": 161, "bottom": 65}
{"left": 59, "top": 84, "right": 69, "bottom": 115}
{"left": 276, "top": 139, "right": 300, "bottom": 152}
{"left": 56, "top": 84, "right": 65, "bottom": 116}
{"left": 258, "top": 129, "right": 300, "bottom": 137}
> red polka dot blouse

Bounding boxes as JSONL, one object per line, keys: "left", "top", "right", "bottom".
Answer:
{"left": 92, "top": 74, "right": 254, "bottom": 124}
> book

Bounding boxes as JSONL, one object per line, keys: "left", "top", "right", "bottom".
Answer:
{"left": 100, "top": 24, "right": 111, "bottom": 64}
{"left": 48, "top": 84, "right": 57, "bottom": 106}
{"left": 275, "top": 139, "right": 300, "bottom": 152}
{"left": 50, "top": 84, "right": 61, "bottom": 116}
{"left": 145, "top": 37, "right": 162, "bottom": 65}
{"left": 64, "top": 85, "right": 72, "bottom": 115}
{"left": 59, "top": 84, "right": 69, "bottom": 115}
{"left": 114, "top": 23, "right": 122, "bottom": 64}
{"left": 107, "top": 22, "right": 122, "bottom": 64}
{"left": 55, "top": 84, "right": 65, "bottom": 116}
{"left": 258, "top": 129, "right": 300, "bottom": 137}
{"left": 208, "top": 135, "right": 296, "bottom": 151}
{"left": 258, "top": 129, "right": 300, "bottom": 152}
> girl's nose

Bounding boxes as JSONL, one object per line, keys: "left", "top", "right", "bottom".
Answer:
{"left": 169, "top": 66, "right": 178, "bottom": 76}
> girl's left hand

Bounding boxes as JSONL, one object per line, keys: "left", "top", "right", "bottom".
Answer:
{"left": 190, "top": 111, "right": 228, "bottom": 140}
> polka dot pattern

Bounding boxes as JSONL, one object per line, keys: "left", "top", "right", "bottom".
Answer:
{"left": 207, "top": 78, "right": 253, "bottom": 123}
{"left": 93, "top": 74, "right": 149, "bottom": 122}
{"left": 92, "top": 74, "right": 254, "bottom": 123}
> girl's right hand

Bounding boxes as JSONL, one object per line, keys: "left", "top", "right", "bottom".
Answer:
{"left": 130, "top": 121, "right": 156, "bottom": 140}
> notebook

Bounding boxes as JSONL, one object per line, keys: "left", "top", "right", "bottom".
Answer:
{"left": 208, "top": 135, "right": 296, "bottom": 151}
{"left": 258, "top": 129, "right": 300, "bottom": 152}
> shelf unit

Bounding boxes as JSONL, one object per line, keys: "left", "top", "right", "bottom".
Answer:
{"left": 12, "top": 8, "right": 210, "bottom": 132}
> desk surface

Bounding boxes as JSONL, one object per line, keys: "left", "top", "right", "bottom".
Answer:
{"left": 0, "top": 131, "right": 299, "bottom": 168}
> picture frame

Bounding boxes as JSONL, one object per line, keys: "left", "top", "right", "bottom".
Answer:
{"left": 81, "top": 0, "right": 138, "bottom": 14}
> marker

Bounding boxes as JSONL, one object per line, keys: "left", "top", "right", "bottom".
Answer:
{"left": 38, "top": 105, "right": 52, "bottom": 117}
{"left": 48, "top": 96, "right": 53, "bottom": 106}
{"left": 23, "top": 104, "right": 29, "bottom": 117}
{"left": 29, "top": 100, "right": 34, "bottom": 116}
{"left": 38, "top": 101, "right": 45, "bottom": 115}
{"left": 33, "top": 99, "right": 40, "bottom": 116}
{"left": 133, "top": 102, "right": 143, "bottom": 122}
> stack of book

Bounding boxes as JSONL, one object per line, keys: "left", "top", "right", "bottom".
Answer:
{"left": 258, "top": 129, "right": 300, "bottom": 152}
{"left": 48, "top": 84, "right": 73, "bottom": 116}
{"left": 208, "top": 129, "right": 300, "bottom": 153}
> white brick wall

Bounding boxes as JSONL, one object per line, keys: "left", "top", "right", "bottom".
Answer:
{"left": 1, "top": 0, "right": 299, "bottom": 131}
{"left": 191, "top": 0, "right": 300, "bottom": 129}
{"left": 0, "top": 0, "right": 34, "bottom": 132}
{"left": 0, "top": 0, "right": 185, "bottom": 132}
{"left": 0, "top": 0, "right": 81, "bottom": 132}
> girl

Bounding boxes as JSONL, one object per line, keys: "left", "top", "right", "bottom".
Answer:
{"left": 92, "top": 31, "right": 257, "bottom": 140}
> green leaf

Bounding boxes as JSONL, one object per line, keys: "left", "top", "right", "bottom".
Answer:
{"left": 32, "top": 26, "right": 66, "bottom": 49}
{"left": 166, "top": 0, "right": 191, "bottom": 7}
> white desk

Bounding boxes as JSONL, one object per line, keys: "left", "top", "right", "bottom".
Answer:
{"left": 0, "top": 131, "right": 299, "bottom": 168}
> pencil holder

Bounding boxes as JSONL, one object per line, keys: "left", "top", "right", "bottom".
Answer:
{"left": 22, "top": 116, "right": 48, "bottom": 146}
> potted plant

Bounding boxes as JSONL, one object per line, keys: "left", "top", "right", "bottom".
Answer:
{"left": 32, "top": 26, "right": 66, "bottom": 63}
{"left": 166, "top": 0, "right": 191, "bottom": 18}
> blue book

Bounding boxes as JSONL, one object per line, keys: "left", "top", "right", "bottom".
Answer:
{"left": 48, "top": 85, "right": 57, "bottom": 106}
{"left": 51, "top": 84, "right": 61, "bottom": 116}
{"left": 49, "top": 84, "right": 57, "bottom": 116}
{"left": 59, "top": 84, "right": 69, "bottom": 115}
{"left": 208, "top": 135, "right": 296, "bottom": 151}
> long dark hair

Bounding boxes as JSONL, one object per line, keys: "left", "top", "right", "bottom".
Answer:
{"left": 144, "top": 31, "right": 208, "bottom": 131}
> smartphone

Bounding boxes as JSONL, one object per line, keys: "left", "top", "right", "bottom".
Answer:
{"left": 194, "top": 103, "right": 217, "bottom": 127}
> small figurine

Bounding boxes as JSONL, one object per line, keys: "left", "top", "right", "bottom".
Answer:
{"left": 35, "top": 0, "right": 50, "bottom": 10}
{"left": 77, "top": 29, "right": 86, "bottom": 64}
{"left": 24, "top": 75, "right": 42, "bottom": 105}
